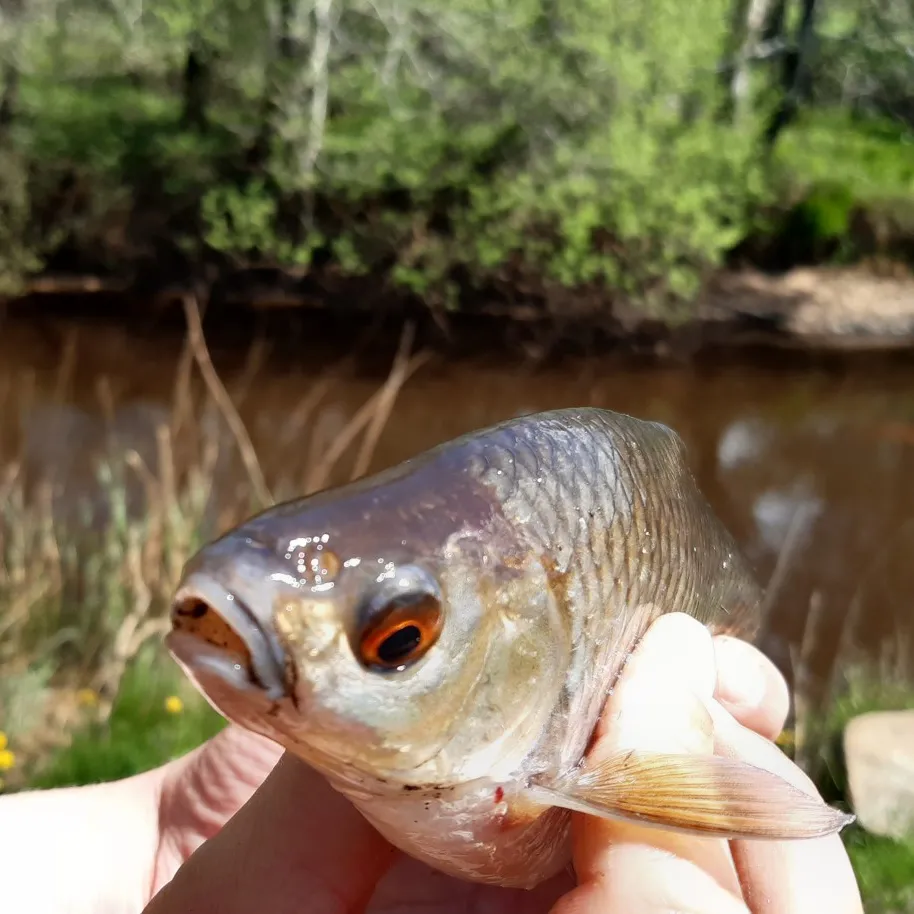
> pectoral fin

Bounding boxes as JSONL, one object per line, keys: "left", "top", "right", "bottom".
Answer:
{"left": 526, "top": 750, "right": 854, "bottom": 840}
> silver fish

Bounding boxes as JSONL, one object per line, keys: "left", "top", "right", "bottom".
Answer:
{"left": 166, "top": 407, "right": 852, "bottom": 889}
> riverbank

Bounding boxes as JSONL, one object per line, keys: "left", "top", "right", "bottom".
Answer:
{"left": 4, "top": 0, "right": 914, "bottom": 355}
{"left": 8, "top": 262, "right": 914, "bottom": 359}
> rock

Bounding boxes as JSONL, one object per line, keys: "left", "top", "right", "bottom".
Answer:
{"left": 702, "top": 266, "right": 914, "bottom": 344}
{"left": 844, "top": 710, "right": 914, "bottom": 839}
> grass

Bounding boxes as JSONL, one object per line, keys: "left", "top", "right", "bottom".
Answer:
{"left": 23, "top": 643, "right": 225, "bottom": 790}
{"left": 805, "top": 671, "right": 914, "bottom": 914}
{"left": 776, "top": 593, "right": 914, "bottom": 913}
{"left": 763, "top": 110, "right": 914, "bottom": 264}
{"left": 845, "top": 828, "right": 914, "bottom": 914}
{"left": 777, "top": 110, "right": 914, "bottom": 208}
{"left": 0, "top": 397, "right": 229, "bottom": 778}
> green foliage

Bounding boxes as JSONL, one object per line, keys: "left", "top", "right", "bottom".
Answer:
{"left": 775, "top": 111, "right": 914, "bottom": 207}
{"left": 791, "top": 183, "right": 856, "bottom": 243}
{"left": 202, "top": 180, "right": 317, "bottom": 265}
{"left": 844, "top": 828, "right": 914, "bottom": 914}
{"left": 1, "top": 0, "right": 914, "bottom": 309}
{"left": 748, "top": 110, "right": 914, "bottom": 264}
{"left": 0, "top": 149, "right": 44, "bottom": 297}
{"left": 26, "top": 645, "right": 225, "bottom": 789}
{"left": 0, "top": 0, "right": 774, "bottom": 312}
{"left": 782, "top": 662, "right": 914, "bottom": 912}
{"left": 794, "top": 664, "right": 914, "bottom": 809}
{"left": 811, "top": 0, "right": 914, "bottom": 128}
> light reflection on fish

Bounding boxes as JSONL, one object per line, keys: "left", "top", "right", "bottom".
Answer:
{"left": 166, "top": 408, "right": 852, "bottom": 888}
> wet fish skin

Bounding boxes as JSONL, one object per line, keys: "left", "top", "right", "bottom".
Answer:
{"left": 167, "top": 407, "right": 851, "bottom": 889}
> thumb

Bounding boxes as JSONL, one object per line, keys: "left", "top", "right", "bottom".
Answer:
{"left": 552, "top": 612, "right": 750, "bottom": 914}
{"left": 153, "top": 724, "right": 285, "bottom": 889}
{"left": 145, "top": 748, "right": 396, "bottom": 914}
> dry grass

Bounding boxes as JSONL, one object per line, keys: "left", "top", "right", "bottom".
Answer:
{"left": 788, "top": 607, "right": 914, "bottom": 800}
{"left": 754, "top": 496, "right": 914, "bottom": 776}
{"left": 0, "top": 305, "right": 430, "bottom": 771}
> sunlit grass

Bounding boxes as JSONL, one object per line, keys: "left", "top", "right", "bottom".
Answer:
{"left": 845, "top": 827, "right": 914, "bottom": 914}
{"left": 24, "top": 643, "right": 225, "bottom": 790}
{"left": 776, "top": 110, "right": 914, "bottom": 206}
{"left": 783, "top": 611, "right": 914, "bottom": 913}
{"left": 819, "top": 678, "right": 914, "bottom": 914}
{"left": 765, "top": 109, "right": 914, "bottom": 262}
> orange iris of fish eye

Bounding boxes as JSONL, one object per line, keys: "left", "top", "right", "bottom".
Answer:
{"left": 358, "top": 593, "right": 443, "bottom": 670}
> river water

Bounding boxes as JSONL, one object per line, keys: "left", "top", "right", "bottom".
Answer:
{"left": 3, "top": 310, "right": 914, "bottom": 701}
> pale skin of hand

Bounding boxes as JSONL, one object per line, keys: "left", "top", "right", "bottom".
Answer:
{"left": 0, "top": 613, "right": 864, "bottom": 914}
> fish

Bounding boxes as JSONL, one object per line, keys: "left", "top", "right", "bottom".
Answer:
{"left": 166, "top": 407, "right": 853, "bottom": 889}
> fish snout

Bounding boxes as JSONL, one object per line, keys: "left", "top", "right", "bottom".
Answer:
{"left": 168, "top": 548, "right": 294, "bottom": 701}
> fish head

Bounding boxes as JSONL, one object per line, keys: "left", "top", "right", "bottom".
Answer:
{"left": 166, "top": 462, "right": 568, "bottom": 793}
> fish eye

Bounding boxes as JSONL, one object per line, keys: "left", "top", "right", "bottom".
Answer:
{"left": 356, "top": 567, "right": 443, "bottom": 672}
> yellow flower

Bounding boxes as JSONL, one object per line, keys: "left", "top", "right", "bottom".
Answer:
{"left": 775, "top": 728, "right": 796, "bottom": 751}
{"left": 164, "top": 695, "right": 184, "bottom": 714}
{"left": 0, "top": 731, "right": 7, "bottom": 751}
{"left": 0, "top": 748, "right": 16, "bottom": 770}
{"left": 76, "top": 688, "right": 99, "bottom": 707}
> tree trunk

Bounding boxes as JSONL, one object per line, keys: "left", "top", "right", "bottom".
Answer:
{"left": 247, "top": 0, "right": 296, "bottom": 172}
{"left": 765, "top": 0, "right": 818, "bottom": 146}
{"left": 180, "top": 35, "right": 210, "bottom": 132}
{"left": 720, "top": 0, "right": 779, "bottom": 122}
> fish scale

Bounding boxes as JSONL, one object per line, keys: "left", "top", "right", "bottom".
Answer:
{"left": 464, "top": 411, "right": 758, "bottom": 778}
{"left": 167, "top": 406, "right": 855, "bottom": 890}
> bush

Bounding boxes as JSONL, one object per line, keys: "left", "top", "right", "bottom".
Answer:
{"left": 3, "top": 1, "right": 914, "bottom": 313}
{"left": 1, "top": 0, "right": 773, "bottom": 313}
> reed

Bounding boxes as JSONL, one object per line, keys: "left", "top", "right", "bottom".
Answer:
{"left": 0, "top": 307, "right": 427, "bottom": 786}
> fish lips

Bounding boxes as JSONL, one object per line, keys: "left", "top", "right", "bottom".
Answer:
{"left": 168, "top": 570, "right": 290, "bottom": 702}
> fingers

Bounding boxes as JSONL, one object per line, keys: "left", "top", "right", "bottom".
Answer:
{"left": 709, "top": 635, "right": 862, "bottom": 913}
{"left": 709, "top": 703, "right": 864, "bottom": 914}
{"left": 552, "top": 613, "right": 862, "bottom": 914}
{"left": 552, "top": 613, "right": 750, "bottom": 914}
{"left": 160, "top": 725, "right": 283, "bottom": 836}
{"left": 0, "top": 768, "right": 165, "bottom": 914}
{"left": 713, "top": 635, "right": 790, "bottom": 741}
{"left": 153, "top": 725, "right": 285, "bottom": 891}
{"left": 145, "top": 750, "right": 396, "bottom": 914}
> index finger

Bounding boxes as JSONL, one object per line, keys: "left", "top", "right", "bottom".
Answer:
{"left": 709, "top": 702, "right": 864, "bottom": 914}
{"left": 552, "top": 613, "right": 751, "bottom": 914}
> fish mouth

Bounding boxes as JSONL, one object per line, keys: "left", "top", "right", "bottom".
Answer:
{"left": 167, "top": 572, "right": 289, "bottom": 702}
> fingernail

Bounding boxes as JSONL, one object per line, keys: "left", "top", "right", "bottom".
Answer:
{"left": 714, "top": 637, "right": 766, "bottom": 708}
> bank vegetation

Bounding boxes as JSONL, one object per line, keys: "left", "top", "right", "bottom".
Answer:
{"left": 0, "top": 0, "right": 913, "bottom": 321}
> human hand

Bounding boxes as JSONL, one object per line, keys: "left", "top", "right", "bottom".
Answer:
{"left": 0, "top": 705, "right": 284, "bottom": 914}
{"left": 551, "top": 613, "right": 864, "bottom": 914}
{"left": 143, "top": 613, "right": 864, "bottom": 914}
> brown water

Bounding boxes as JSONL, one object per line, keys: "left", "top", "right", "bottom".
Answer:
{"left": 3, "top": 312, "right": 914, "bottom": 699}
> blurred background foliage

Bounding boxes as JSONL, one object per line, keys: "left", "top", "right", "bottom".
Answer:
{"left": 0, "top": 0, "right": 912, "bottom": 312}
